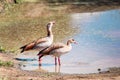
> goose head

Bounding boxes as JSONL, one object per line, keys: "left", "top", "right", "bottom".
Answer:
{"left": 47, "top": 21, "right": 55, "bottom": 29}
{"left": 67, "top": 38, "right": 77, "bottom": 45}
{"left": 46, "top": 21, "right": 55, "bottom": 36}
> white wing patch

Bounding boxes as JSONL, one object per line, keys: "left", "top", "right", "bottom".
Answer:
{"left": 36, "top": 37, "right": 53, "bottom": 47}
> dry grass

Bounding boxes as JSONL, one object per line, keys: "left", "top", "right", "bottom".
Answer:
{"left": 0, "top": 3, "right": 77, "bottom": 51}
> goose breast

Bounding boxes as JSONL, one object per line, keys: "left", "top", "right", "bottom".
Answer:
{"left": 50, "top": 46, "right": 72, "bottom": 57}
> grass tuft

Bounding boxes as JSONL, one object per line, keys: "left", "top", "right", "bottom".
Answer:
{"left": 0, "top": 60, "right": 14, "bottom": 67}
{"left": 0, "top": 46, "right": 5, "bottom": 52}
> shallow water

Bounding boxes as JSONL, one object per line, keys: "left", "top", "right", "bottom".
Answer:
{"left": 17, "top": 9, "right": 120, "bottom": 74}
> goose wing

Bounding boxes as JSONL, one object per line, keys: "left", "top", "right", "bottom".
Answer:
{"left": 37, "top": 43, "right": 65, "bottom": 55}
{"left": 20, "top": 37, "right": 47, "bottom": 53}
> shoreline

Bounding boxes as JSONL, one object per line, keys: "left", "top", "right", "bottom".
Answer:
{"left": 67, "top": 4, "right": 120, "bottom": 13}
{"left": 0, "top": 52, "right": 120, "bottom": 80}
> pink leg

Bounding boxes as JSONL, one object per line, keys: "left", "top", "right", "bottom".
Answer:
{"left": 58, "top": 57, "right": 61, "bottom": 66}
{"left": 38, "top": 55, "right": 43, "bottom": 66}
{"left": 55, "top": 57, "right": 57, "bottom": 65}
{"left": 39, "top": 58, "right": 42, "bottom": 63}
{"left": 39, "top": 56, "right": 42, "bottom": 62}
{"left": 39, "top": 58, "right": 42, "bottom": 66}
{"left": 39, "top": 55, "right": 43, "bottom": 61}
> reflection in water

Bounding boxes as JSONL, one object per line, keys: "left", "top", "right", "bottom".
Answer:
{"left": 38, "top": 62, "right": 61, "bottom": 73}
{"left": 17, "top": 9, "right": 120, "bottom": 74}
{"left": 55, "top": 65, "right": 61, "bottom": 73}
{"left": 38, "top": 59, "right": 61, "bottom": 73}
{"left": 39, "top": 61, "right": 42, "bottom": 67}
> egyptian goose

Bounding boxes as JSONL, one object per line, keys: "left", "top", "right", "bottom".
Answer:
{"left": 37, "top": 39, "right": 77, "bottom": 65}
{"left": 20, "top": 21, "right": 55, "bottom": 53}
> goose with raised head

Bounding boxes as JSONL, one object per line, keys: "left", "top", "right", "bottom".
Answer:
{"left": 20, "top": 21, "right": 55, "bottom": 53}
{"left": 37, "top": 39, "right": 77, "bottom": 65}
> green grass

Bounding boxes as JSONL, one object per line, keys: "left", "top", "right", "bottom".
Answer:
{"left": 0, "top": 46, "right": 5, "bottom": 52}
{"left": 0, "top": 60, "right": 13, "bottom": 67}
{"left": 0, "top": 77, "right": 8, "bottom": 80}
{"left": 0, "top": 3, "right": 77, "bottom": 52}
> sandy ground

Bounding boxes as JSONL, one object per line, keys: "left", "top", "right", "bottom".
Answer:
{"left": 0, "top": 52, "right": 120, "bottom": 80}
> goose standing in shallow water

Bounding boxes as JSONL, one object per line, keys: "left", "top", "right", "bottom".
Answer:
{"left": 20, "top": 21, "right": 55, "bottom": 53}
{"left": 37, "top": 39, "right": 77, "bottom": 65}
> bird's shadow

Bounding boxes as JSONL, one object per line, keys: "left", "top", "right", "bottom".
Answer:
{"left": 15, "top": 58, "right": 37, "bottom": 61}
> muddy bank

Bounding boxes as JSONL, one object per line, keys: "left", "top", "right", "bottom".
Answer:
{"left": 0, "top": 66, "right": 120, "bottom": 80}
{"left": 0, "top": 53, "right": 120, "bottom": 80}
{"left": 66, "top": 4, "right": 120, "bottom": 13}
{"left": 46, "top": 1, "right": 120, "bottom": 13}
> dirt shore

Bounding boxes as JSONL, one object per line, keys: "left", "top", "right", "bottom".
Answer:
{"left": 0, "top": 52, "right": 120, "bottom": 80}
{"left": 67, "top": 4, "right": 120, "bottom": 13}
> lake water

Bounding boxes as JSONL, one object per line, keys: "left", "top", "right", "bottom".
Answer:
{"left": 16, "top": 9, "right": 120, "bottom": 74}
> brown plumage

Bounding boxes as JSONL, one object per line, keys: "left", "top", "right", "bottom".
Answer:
{"left": 20, "top": 21, "right": 55, "bottom": 53}
{"left": 37, "top": 39, "right": 77, "bottom": 65}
